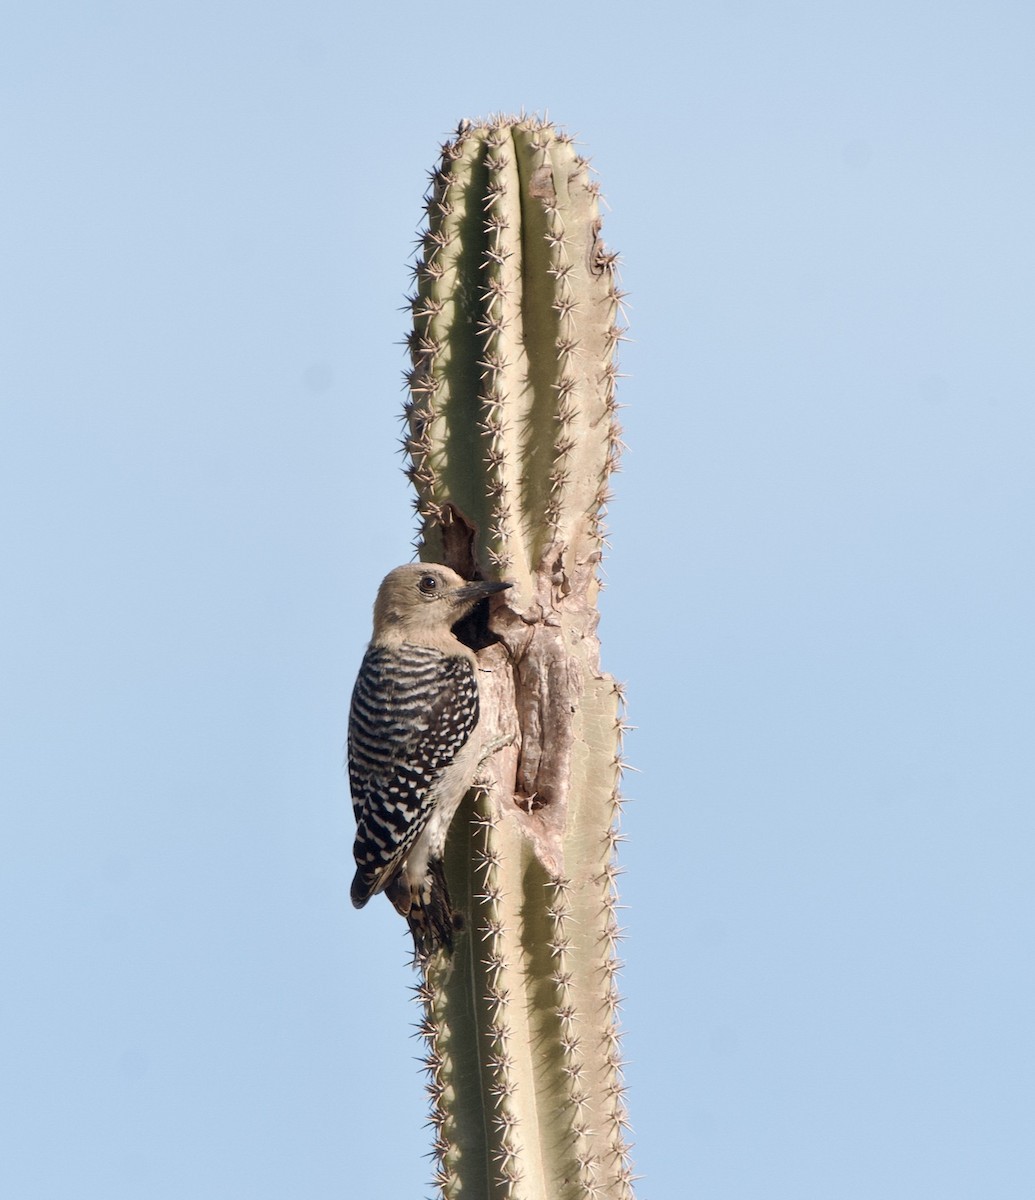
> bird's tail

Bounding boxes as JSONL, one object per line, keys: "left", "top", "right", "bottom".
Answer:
{"left": 389, "top": 860, "right": 463, "bottom": 958}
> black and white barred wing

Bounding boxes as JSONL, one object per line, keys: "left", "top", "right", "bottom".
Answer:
{"left": 348, "top": 642, "right": 479, "bottom": 905}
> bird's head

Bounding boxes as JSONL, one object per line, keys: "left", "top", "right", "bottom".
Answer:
{"left": 372, "top": 563, "right": 511, "bottom": 641}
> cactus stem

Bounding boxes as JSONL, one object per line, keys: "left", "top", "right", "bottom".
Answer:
{"left": 401, "top": 115, "right": 632, "bottom": 1199}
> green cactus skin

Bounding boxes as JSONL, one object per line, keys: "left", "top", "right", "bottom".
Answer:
{"left": 402, "top": 115, "right": 633, "bottom": 1200}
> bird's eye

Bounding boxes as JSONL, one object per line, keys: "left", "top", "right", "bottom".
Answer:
{"left": 418, "top": 575, "right": 439, "bottom": 595}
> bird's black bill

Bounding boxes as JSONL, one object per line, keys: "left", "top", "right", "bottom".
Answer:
{"left": 453, "top": 579, "right": 512, "bottom": 603}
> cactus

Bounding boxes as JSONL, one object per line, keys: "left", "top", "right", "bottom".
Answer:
{"left": 401, "top": 114, "right": 632, "bottom": 1200}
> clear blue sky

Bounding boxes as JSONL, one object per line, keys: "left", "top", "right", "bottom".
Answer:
{"left": 3, "top": 2, "right": 1033, "bottom": 1197}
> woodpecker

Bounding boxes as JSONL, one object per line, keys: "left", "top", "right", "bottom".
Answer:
{"left": 348, "top": 563, "right": 511, "bottom": 954}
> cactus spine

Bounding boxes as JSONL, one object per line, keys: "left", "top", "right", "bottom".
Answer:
{"left": 403, "top": 115, "right": 632, "bottom": 1200}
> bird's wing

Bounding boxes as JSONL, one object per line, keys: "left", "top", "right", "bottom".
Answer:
{"left": 348, "top": 643, "right": 479, "bottom": 900}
